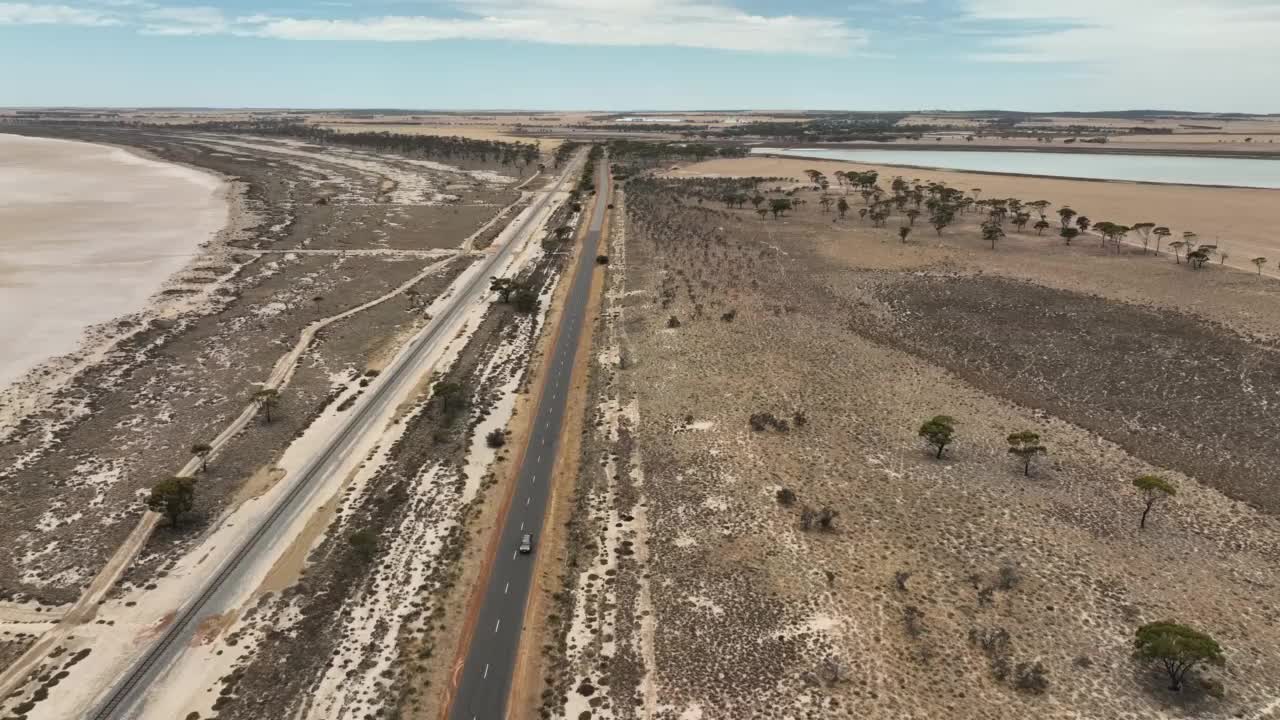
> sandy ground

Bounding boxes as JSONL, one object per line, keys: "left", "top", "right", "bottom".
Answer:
{"left": 667, "top": 156, "right": 1280, "bottom": 275}
{"left": 0, "top": 133, "right": 228, "bottom": 389}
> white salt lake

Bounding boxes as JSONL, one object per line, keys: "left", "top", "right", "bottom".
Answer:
{"left": 753, "top": 147, "right": 1280, "bottom": 189}
{"left": 0, "top": 133, "right": 227, "bottom": 389}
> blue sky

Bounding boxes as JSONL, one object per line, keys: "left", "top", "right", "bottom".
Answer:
{"left": 2, "top": 0, "right": 1278, "bottom": 111}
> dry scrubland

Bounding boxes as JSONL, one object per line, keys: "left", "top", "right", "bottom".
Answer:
{"left": 672, "top": 157, "right": 1280, "bottom": 277}
{"left": 536, "top": 163, "right": 1280, "bottom": 720}
{"left": 0, "top": 124, "right": 538, "bottom": 707}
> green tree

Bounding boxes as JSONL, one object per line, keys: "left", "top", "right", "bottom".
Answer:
{"left": 1060, "top": 227, "right": 1080, "bottom": 246}
{"left": 1075, "top": 215, "right": 1091, "bottom": 234}
{"left": 432, "top": 380, "right": 469, "bottom": 423}
{"left": 1034, "top": 219, "right": 1051, "bottom": 235}
{"left": 1169, "top": 240, "right": 1186, "bottom": 264}
{"left": 918, "top": 415, "right": 957, "bottom": 459}
{"left": 1132, "top": 222, "right": 1156, "bottom": 253}
{"left": 191, "top": 443, "right": 213, "bottom": 473}
{"left": 769, "top": 198, "right": 791, "bottom": 219}
{"left": 1153, "top": 226, "right": 1171, "bottom": 255}
{"left": 1252, "top": 256, "right": 1268, "bottom": 275}
{"left": 1133, "top": 621, "right": 1224, "bottom": 692}
{"left": 982, "top": 219, "right": 1005, "bottom": 250}
{"left": 906, "top": 208, "right": 920, "bottom": 226}
{"left": 1133, "top": 474, "right": 1176, "bottom": 530}
{"left": 756, "top": 207, "right": 768, "bottom": 220}
{"left": 930, "top": 208, "right": 954, "bottom": 236}
{"left": 1006, "top": 431, "right": 1047, "bottom": 476}
{"left": 837, "top": 197, "right": 850, "bottom": 219}
{"left": 253, "top": 388, "right": 280, "bottom": 424}
{"left": 489, "top": 276, "right": 516, "bottom": 303}
{"left": 819, "top": 196, "right": 833, "bottom": 213}
{"left": 898, "top": 226, "right": 912, "bottom": 243}
{"left": 1187, "top": 248, "right": 1212, "bottom": 269}
{"left": 751, "top": 194, "right": 765, "bottom": 209}
{"left": 1058, "top": 206, "right": 1077, "bottom": 229}
{"left": 146, "top": 476, "right": 196, "bottom": 527}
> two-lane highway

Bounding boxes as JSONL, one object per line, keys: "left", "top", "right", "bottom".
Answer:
{"left": 448, "top": 154, "right": 609, "bottom": 720}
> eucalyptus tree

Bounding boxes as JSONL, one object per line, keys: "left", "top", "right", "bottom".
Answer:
{"left": 1153, "top": 226, "right": 1171, "bottom": 255}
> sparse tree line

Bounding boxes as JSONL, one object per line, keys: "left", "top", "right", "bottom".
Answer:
{"left": 915, "top": 415, "right": 1177, "bottom": 529}
{"left": 730, "top": 168, "right": 1268, "bottom": 275}
{"left": 45, "top": 118, "right": 542, "bottom": 167}
{"left": 619, "top": 172, "right": 1231, "bottom": 702}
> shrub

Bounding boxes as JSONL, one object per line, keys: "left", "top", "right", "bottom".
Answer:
{"left": 997, "top": 563, "right": 1022, "bottom": 591}
{"left": 513, "top": 288, "right": 540, "bottom": 314}
{"left": 349, "top": 529, "right": 378, "bottom": 560}
{"left": 894, "top": 571, "right": 911, "bottom": 592}
{"left": 596, "top": 255, "right": 610, "bottom": 265}
{"left": 775, "top": 488, "right": 797, "bottom": 506}
{"left": 1014, "top": 662, "right": 1050, "bottom": 694}
{"left": 666, "top": 316, "right": 681, "bottom": 328}
{"left": 749, "top": 412, "right": 789, "bottom": 432}
{"left": 1200, "top": 677, "right": 1225, "bottom": 699}
{"left": 486, "top": 429, "right": 507, "bottom": 448}
{"left": 903, "top": 605, "right": 925, "bottom": 637}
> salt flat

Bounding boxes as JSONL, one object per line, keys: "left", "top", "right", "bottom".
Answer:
{"left": 0, "top": 133, "right": 227, "bottom": 389}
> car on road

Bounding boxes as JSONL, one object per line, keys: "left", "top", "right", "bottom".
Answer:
{"left": 518, "top": 533, "right": 533, "bottom": 554}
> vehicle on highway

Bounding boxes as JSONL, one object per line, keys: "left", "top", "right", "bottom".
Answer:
{"left": 518, "top": 533, "right": 533, "bottom": 554}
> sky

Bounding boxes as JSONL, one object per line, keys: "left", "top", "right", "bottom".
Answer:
{"left": 1, "top": 0, "right": 1279, "bottom": 112}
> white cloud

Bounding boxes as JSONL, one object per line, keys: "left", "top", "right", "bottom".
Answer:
{"left": 965, "top": 1, "right": 1280, "bottom": 62}
{"left": 247, "top": 0, "right": 865, "bottom": 55}
{"left": 0, "top": 0, "right": 864, "bottom": 54}
{"left": 0, "top": 2, "right": 119, "bottom": 25}
{"left": 139, "top": 5, "right": 226, "bottom": 35}
{"left": 961, "top": 0, "right": 1280, "bottom": 110}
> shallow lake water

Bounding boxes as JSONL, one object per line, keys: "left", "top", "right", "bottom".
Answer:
{"left": 0, "top": 133, "right": 226, "bottom": 389}
{"left": 753, "top": 147, "right": 1280, "bottom": 189}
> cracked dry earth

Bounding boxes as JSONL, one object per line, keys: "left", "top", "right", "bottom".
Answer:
{"left": 0, "top": 127, "right": 517, "bottom": 629}
{"left": 536, "top": 176, "right": 1280, "bottom": 720}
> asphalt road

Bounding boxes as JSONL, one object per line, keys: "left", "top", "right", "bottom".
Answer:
{"left": 448, "top": 155, "right": 608, "bottom": 720}
{"left": 88, "top": 154, "right": 583, "bottom": 720}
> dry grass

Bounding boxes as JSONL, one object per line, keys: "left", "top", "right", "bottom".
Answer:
{"left": 542, "top": 173, "right": 1280, "bottom": 720}
{"left": 667, "top": 157, "right": 1280, "bottom": 275}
